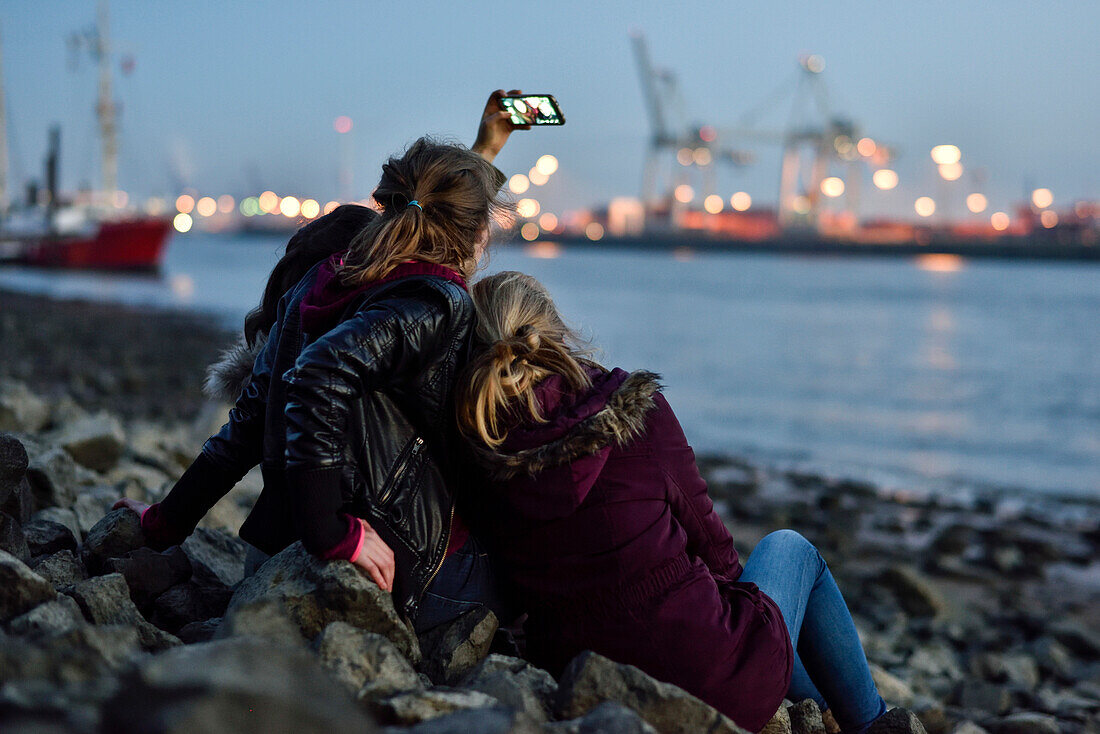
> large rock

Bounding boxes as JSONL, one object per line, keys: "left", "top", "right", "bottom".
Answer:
{"left": 103, "top": 545, "right": 193, "bottom": 609}
{"left": 875, "top": 566, "right": 948, "bottom": 618}
{"left": 0, "top": 623, "right": 142, "bottom": 683}
{"left": 787, "top": 699, "right": 825, "bottom": 734}
{"left": 176, "top": 617, "right": 222, "bottom": 644}
{"left": 547, "top": 701, "right": 659, "bottom": 733}
{"left": 80, "top": 507, "right": 146, "bottom": 574}
{"left": 0, "top": 432, "right": 30, "bottom": 506}
{"left": 760, "top": 705, "right": 791, "bottom": 734}
{"left": 0, "top": 380, "right": 50, "bottom": 432}
{"left": 101, "top": 636, "right": 378, "bottom": 734}
{"left": 225, "top": 541, "right": 420, "bottom": 663}
{"left": 554, "top": 651, "right": 750, "bottom": 734}
{"left": 871, "top": 664, "right": 916, "bottom": 708}
{"left": 393, "top": 706, "right": 542, "bottom": 734}
{"left": 6, "top": 595, "right": 84, "bottom": 638}
{"left": 215, "top": 597, "right": 305, "bottom": 649}
{"left": 460, "top": 654, "right": 558, "bottom": 723}
{"left": 53, "top": 412, "right": 126, "bottom": 473}
{"left": 418, "top": 604, "right": 498, "bottom": 685}
{"left": 370, "top": 688, "right": 501, "bottom": 727}
{"left": 26, "top": 446, "right": 96, "bottom": 509}
{"left": 0, "top": 510, "right": 31, "bottom": 563}
{"left": 32, "top": 549, "right": 88, "bottom": 589}
{"left": 969, "top": 652, "right": 1040, "bottom": 691}
{"left": 952, "top": 680, "right": 1011, "bottom": 716}
{"left": 72, "top": 487, "right": 119, "bottom": 535}
{"left": 182, "top": 526, "right": 248, "bottom": 588}
{"left": 0, "top": 548, "right": 57, "bottom": 623}
{"left": 148, "top": 576, "right": 234, "bottom": 634}
{"left": 65, "top": 572, "right": 181, "bottom": 651}
{"left": 30, "top": 506, "right": 82, "bottom": 542}
{"left": 311, "top": 620, "right": 422, "bottom": 697}
{"left": 981, "top": 713, "right": 1059, "bottom": 734}
{"left": 22, "top": 517, "right": 78, "bottom": 557}
{"left": 867, "top": 708, "right": 929, "bottom": 734}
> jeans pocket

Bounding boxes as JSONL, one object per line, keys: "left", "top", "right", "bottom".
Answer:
{"left": 415, "top": 592, "right": 483, "bottom": 634}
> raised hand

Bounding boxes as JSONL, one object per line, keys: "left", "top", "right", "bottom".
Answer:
{"left": 472, "top": 89, "right": 530, "bottom": 163}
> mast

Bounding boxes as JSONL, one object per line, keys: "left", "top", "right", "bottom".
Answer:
{"left": 95, "top": 0, "right": 117, "bottom": 197}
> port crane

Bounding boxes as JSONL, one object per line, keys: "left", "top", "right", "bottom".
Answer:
{"left": 630, "top": 32, "right": 895, "bottom": 228}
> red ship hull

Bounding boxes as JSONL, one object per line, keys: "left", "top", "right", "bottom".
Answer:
{"left": 19, "top": 217, "right": 173, "bottom": 271}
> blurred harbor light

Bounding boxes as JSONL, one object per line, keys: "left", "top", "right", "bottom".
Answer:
{"left": 915, "top": 197, "right": 936, "bottom": 217}
{"left": 1031, "top": 188, "right": 1053, "bottom": 208}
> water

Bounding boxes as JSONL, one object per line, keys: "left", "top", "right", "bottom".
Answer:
{"left": 2, "top": 232, "right": 1098, "bottom": 500}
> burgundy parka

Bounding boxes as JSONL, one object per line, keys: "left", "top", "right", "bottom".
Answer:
{"left": 469, "top": 367, "right": 793, "bottom": 732}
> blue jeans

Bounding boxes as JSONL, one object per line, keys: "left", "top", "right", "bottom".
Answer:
{"left": 739, "top": 530, "right": 887, "bottom": 734}
{"left": 414, "top": 534, "right": 508, "bottom": 635}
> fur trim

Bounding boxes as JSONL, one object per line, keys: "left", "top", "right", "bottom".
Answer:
{"left": 203, "top": 333, "right": 267, "bottom": 402}
{"left": 474, "top": 370, "right": 662, "bottom": 480}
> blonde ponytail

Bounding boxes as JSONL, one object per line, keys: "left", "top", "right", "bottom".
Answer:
{"left": 458, "top": 272, "right": 596, "bottom": 448}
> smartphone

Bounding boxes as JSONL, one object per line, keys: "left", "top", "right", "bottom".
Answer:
{"left": 500, "top": 94, "right": 565, "bottom": 126}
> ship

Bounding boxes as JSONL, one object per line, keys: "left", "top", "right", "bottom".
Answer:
{"left": 0, "top": 1, "right": 172, "bottom": 272}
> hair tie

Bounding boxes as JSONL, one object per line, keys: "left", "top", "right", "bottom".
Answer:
{"left": 408, "top": 200, "right": 423, "bottom": 211}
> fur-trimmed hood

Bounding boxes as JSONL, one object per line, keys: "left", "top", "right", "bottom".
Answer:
{"left": 472, "top": 368, "right": 662, "bottom": 482}
{"left": 203, "top": 332, "right": 267, "bottom": 402}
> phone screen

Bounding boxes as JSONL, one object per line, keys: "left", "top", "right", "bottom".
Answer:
{"left": 500, "top": 95, "right": 565, "bottom": 126}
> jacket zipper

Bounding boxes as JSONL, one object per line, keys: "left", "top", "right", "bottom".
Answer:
{"left": 377, "top": 436, "right": 424, "bottom": 506}
{"left": 409, "top": 501, "right": 454, "bottom": 617}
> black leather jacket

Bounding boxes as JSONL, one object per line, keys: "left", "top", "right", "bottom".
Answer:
{"left": 197, "top": 260, "right": 476, "bottom": 620}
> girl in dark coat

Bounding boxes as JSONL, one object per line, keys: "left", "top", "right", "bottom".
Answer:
{"left": 457, "top": 271, "right": 887, "bottom": 733}
{"left": 113, "top": 92, "right": 526, "bottom": 631}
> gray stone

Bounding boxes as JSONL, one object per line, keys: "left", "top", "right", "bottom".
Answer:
{"left": 909, "top": 643, "right": 965, "bottom": 683}
{"left": 759, "top": 705, "right": 792, "bottom": 734}
{"left": 0, "top": 380, "right": 50, "bottom": 432}
{"left": 0, "top": 548, "right": 57, "bottom": 623}
{"left": 103, "top": 545, "right": 193, "bottom": 609}
{"left": 867, "top": 708, "right": 929, "bottom": 734}
{"left": 876, "top": 566, "right": 948, "bottom": 618}
{"left": 215, "top": 597, "right": 306, "bottom": 649}
{"left": 32, "top": 549, "right": 88, "bottom": 589}
{"left": 970, "top": 652, "right": 1040, "bottom": 691}
{"left": 0, "top": 432, "right": 30, "bottom": 505}
{"left": 225, "top": 541, "right": 420, "bottom": 663}
{"left": 182, "top": 526, "right": 248, "bottom": 587}
{"left": 460, "top": 654, "right": 558, "bottom": 723}
{"left": 545, "top": 702, "right": 659, "bottom": 733}
{"left": 554, "top": 650, "right": 749, "bottom": 734}
{"left": 148, "top": 576, "right": 234, "bottom": 634}
{"left": 53, "top": 412, "right": 126, "bottom": 473}
{"left": 5, "top": 594, "right": 84, "bottom": 638}
{"left": 953, "top": 681, "right": 1011, "bottom": 716}
{"left": 788, "top": 699, "right": 825, "bottom": 734}
{"left": 177, "top": 617, "right": 222, "bottom": 644}
{"left": 1, "top": 510, "right": 31, "bottom": 563}
{"left": 31, "top": 506, "right": 82, "bottom": 542}
{"left": 26, "top": 446, "right": 96, "bottom": 509}
{"left": 981, "top": 713, "right": 1059, "bottom": 734}
{"left": 389, "top": 706, "right": 541, "bottom": 734}
{"left": 1028, "top": 637, "right": 1076, "bottom": 681}
{"left": 370, "top": 688, "right": 500, "bottom": 726}
{"left": 311, "top": 620, "right": 422, "bottom": 697}
{"left": 79, "top": 507, "right": 146, "bottom": 574}
{"left": 419, "top": 604, "right": 499, "bottom": 685}
{"left": 101, "top": 636, "right": 378, "bottom": 734}
{"left": 871, "top": 664, "right": 916, "bottom": 708}
{"left": 0, "top": 623, "right": 142, "bottom": 683}
{"left": 71, "top": 488, "right": 117, "bottom": 535}
{"left": 1049, "top": 620, "right": 1100, "bottom": 659}
{"left": 22, "top": 517, "right": 78, "bottom": 557}
{"left": 951, "top": 723, "right": 989, "bottom": 734}
{"left": 65, "top": 572, "right": 181, "bottom": 651}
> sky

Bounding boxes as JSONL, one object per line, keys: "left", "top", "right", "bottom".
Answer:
{"left": 2, "top": 0, "right": 1097, "bottom": 221}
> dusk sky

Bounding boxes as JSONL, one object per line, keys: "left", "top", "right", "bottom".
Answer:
{"left": 3, "top": 0, "right": 1097, "bottom": 221}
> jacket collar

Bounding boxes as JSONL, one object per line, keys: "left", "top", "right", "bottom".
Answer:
{"left": 471, "top": 369, "right": 662, "bottom": 480}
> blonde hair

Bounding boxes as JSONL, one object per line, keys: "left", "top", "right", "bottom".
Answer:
{"left": 458, "top": 271, "right": 597, "bottom": 448}
{"left": 338, "top": 137, "right": 508, "bottom": 285}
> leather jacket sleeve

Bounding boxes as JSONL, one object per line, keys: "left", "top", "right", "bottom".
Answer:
{"left": 283, "top": 292, "right": 450, "bottom": 469}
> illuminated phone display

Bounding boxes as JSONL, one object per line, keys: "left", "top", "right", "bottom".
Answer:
{"left": 500, "top": 95, "right": 565, "bottom": 126}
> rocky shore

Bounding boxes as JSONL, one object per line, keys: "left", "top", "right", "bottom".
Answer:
{"left": 1, "top": 288, "right": 1098, "bottom": 734}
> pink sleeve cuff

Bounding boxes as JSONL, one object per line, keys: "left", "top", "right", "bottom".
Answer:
{"left": 320, "top": 514, "right": 365, "bottom": 562}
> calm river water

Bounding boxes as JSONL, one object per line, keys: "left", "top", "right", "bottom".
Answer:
{"left": 2, "top": 232, "right": 1098, "bottom": 500}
